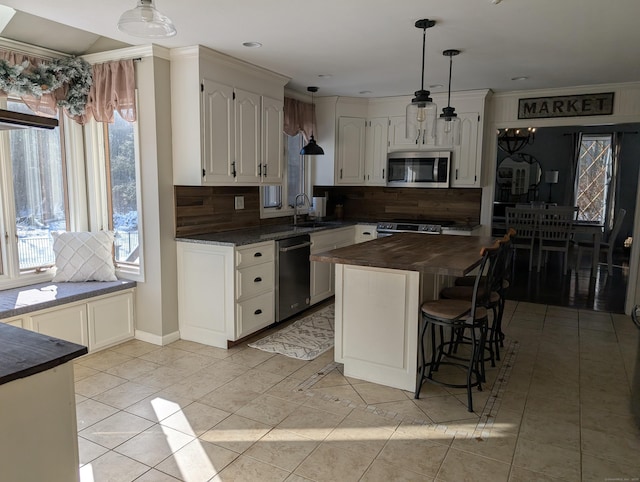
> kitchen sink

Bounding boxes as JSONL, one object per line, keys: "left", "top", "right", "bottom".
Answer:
{"left": 293, "top": 221, "right": 344, "bottom": 228}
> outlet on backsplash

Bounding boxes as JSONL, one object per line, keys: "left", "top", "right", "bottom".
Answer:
{"left": 234, "top": 196, "right": 245, "bottom": 209}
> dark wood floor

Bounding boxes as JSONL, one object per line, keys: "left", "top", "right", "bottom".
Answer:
{"left": 507, "top": 248, "right": 629, "bottom": 313}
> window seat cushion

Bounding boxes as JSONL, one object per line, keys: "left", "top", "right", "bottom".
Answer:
{"left": 0, "top": 280, "right": 136, "bottom": 320}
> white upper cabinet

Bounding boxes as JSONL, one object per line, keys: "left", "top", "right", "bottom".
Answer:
{"left": 389, "top": 115, "right": 436, "bottom": 150}
{"left": 261, "top": 96, "right": 284, "bottom": 183}
{"left": 201, "top": 79, "right": 235, "bottom": 183}
{"left": 171, "top": 46, "right": 289, "bottom": 186}
{"left": 365, "top": 117, "right": 389, "bottom": 185}
{"left": 337, "top": 117, "right": 366, "bottom": 184}
{"left": 234, "top": 89, "right": 261, "bottom": 182}
{"left": 450, "top": 112, "right": 481, "bottom": 187}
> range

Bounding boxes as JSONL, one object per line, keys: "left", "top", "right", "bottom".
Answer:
{"left": 376, "top": 219, "right": 454, "bottom": 237}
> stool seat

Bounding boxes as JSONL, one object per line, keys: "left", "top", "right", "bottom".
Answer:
{"left": 421, "top": 299, "right": 487, "bottom": 322}
{"left": 440, "top": 286, "right": 500, "bottom": 304}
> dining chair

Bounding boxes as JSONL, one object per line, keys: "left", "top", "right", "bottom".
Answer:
{"left": 576, "top": 208, "right": 626, "bottom": 275}
{"left": 506, "top": 206, "right": 538, "bottom": 271}
{"left": 537, "top": 206, "right": 578, "bottom": 275}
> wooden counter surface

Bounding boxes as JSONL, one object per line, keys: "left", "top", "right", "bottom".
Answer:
{"left": 0, "top": 323, "right": 87, "bottom": 386}
{"left": 310, "top": 233, "right": 496, "bottom": 277}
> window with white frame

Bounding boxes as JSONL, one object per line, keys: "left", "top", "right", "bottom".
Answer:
{"left": 104, "top": 110, "right": 141, "bottom": 268}
{"left": 0, "top": 98, "right": 68, "bottom": 275}
{"left": 262, "top": 132, "right": 306, "bottom": 215}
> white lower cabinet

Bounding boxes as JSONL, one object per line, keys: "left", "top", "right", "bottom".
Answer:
{"left": 32, "top": 305, "right": 88, "bottom": 347}
{"left": 2, "top": 289, "right": 135, "bottom": 352}
{"left": 310, "top": 227, "right": 355, "bottom": 305}
{"left": 354, "top": 224, "right": 378, "bottom": 243}
{"left": 177, "top": 240, "right": 275, "bottom": 348}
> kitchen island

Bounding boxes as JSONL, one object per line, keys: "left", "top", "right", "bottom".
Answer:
{"left": 310, "top": 233, "right": 494, "bottom": 391}
{"left": 0, "top": 323, "right": 87, "bottom": 482}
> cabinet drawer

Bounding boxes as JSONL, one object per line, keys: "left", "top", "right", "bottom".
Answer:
{"left": 236, "top": 262, "right": 274, "bottom": 300}
{"left": 236, "top": 291, "right": 274, "bottom": 338}
{"left": 236, "top": 241, "right": 274, "bottom": 268}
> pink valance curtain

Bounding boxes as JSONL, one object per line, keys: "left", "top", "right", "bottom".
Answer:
{"left": 0, "top": 51, "right": 136, "bottom": 124}
{"left": 0, "top": 50, "right": 61, "bottom": 118}
{"left": 283, "top": 96, "right": 315, "bottom": 140}
{"left": 82, "top": 59, "right": 136, "bottom": 124}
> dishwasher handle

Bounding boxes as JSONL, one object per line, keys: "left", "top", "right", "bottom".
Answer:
{"left": 279, "top": 241, "right": 312, "bottom": 253}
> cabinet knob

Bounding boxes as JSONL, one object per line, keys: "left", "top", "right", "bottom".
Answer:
{"left": 254, "top": 309, "right": 262, "bottom": 315}
{"left": 254, "top": 252, "right": 262, "bottom": 257}
{"left": 254, "top": 277, "right": 262, "bottom": 283}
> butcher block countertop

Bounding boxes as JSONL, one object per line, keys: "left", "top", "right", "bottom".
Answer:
{"left": 310, "top": 233, "right": 496, "bottom": 277}
{"left": 0, "top": 323, "right": 87, "bottom": 386}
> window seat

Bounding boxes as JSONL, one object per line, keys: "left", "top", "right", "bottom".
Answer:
{"left": 0, "top": 280, "right": 137, "bottom": 352}
{"left": 0, "top": 280, "right": 136, "bottom": 320}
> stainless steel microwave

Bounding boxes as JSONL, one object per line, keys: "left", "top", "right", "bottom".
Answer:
{"left": 386, "top": 151, "right": 451, "bottom": 188}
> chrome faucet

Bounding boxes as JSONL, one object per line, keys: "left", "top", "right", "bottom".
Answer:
{"left": 293, "top": 193, "right": 311, "bottom": 226}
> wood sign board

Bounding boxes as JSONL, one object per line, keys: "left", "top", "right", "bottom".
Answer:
{"left": 518, "top": 93, "right": 614, "bottom": 119}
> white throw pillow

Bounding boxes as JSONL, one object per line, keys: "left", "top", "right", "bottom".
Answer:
{"left": 52, "top": 231, "right": 117, "bottom": 282}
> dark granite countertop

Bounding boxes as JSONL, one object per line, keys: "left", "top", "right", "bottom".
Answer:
{"left": 0, "top": 280, "right": 137, "bottom": 320}
{"left": 0, "top": 322, "right": 87, "bottom": 385}
{"left": 310, "top": 232, "right": 495, "bottom": 277}
{"left": 176, "top": 221, "right": 359, "bottom": 246}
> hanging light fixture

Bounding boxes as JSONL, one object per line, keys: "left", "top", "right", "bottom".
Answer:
{"left": 497, "top": 127, "right": 536, "bottom": 155}
{"left": 436, "top": 49, "right": 462, "bottom": 146}
{"left": 118, "top": 0, "right": 177, "bottom": 38}
{"left": 406, "top": 19, "right": 437, "bottom": 145}
{"left": 300, "top": 86, "right": 325, "bottom": 156}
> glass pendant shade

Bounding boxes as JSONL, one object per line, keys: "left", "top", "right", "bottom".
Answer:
{"left": 406, "top": 94, "right": 437, "bottom": 144}
{"left": 436, "top": 49, "right": 461, "bottom": 146}
{"left": 118, "top": 0, "right": 177, "bottom": 38}
{"left": 436, "top": 113, "right": 461, "bottom": 146}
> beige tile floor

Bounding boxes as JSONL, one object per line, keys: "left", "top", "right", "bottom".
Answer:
{"left": 74, "top": 301, "right": 640, "bottom": 481}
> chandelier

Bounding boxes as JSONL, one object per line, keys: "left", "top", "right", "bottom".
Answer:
{"left": 497, "top": 127, "right": 536, "bottom": 155}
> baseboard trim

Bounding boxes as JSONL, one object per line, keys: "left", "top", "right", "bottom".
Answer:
{"left": 135, "top": 329, "right": 180, "bottom": 346}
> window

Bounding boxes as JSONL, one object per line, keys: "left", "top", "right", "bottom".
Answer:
{"left": 575, "top": 134, "right": 613, "bottom": 223}
{"left": 262, "top": 132, "right": 306, "bottom": 214}
{"left": 7, "top": 100, "right": 68, "bottom": 272}
{"left": 104, "top": 110, "right": 140, "bottom": 268}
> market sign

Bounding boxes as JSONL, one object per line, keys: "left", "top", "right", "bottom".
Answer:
{"left": 518, "top": 92, "right": 614, "bottom": 119}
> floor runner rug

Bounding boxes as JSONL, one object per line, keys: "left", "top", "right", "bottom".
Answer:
{"left": 248, "top": 304, "right": 334, "bottom": 360}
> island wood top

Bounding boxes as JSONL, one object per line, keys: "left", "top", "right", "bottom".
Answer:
{"left": 310, "top": 233, "right": 497, "bottom": 277}
{"left": 0, "top": 323, "right": 87, "bottom": 386}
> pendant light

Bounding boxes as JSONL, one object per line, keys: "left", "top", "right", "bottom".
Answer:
{"left": 300, "top": 87, "right": 325, "bottom": 156}
{"left": 406, "top": 19, "right": 437, "bottom": 145}
{"left": 118, "top": 0, "right": 177, "bottom": 38}
{"left": 436, "top": 49, "right": 462, "bottom": 146}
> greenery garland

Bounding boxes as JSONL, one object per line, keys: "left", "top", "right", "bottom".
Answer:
{"left": 0, "top": 56, "right": 92, "bottom": 116}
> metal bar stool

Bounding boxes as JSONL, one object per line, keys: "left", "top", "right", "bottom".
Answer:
{"left": 415, "top": 243, "right": 499, "bottom": 412}
{"left": 448, "top": 229, "right": 515, "bottom": 361}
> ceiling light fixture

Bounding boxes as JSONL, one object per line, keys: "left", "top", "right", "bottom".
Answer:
{"left": 117, "top": 0, "right": 176, "bottom": 38}
{"left": 406, "top": 19, "right": 437, "bottom": 145}
{"left": 497, "top": 127, "right": 536, "bottom": 155}
{"left": 300, "top": 87, "right": 325, "bottom": 156}
{"left": 436, "top": 49, "right": 461, "bottom": 146}
{"left": 242, "top": 41, "right": 262, "bottom": 48}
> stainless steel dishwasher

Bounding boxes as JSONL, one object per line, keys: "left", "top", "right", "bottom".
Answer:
{"left": 275, "top": 235, "right": 311, "bottom": 322}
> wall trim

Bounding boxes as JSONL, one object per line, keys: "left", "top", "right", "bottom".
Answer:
{"left": 135, "top": 329, "right": 180, "bottom": 346}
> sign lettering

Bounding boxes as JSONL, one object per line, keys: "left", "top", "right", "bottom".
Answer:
{"left": 518, "top": 93, "right": 614, "bottom": 119}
